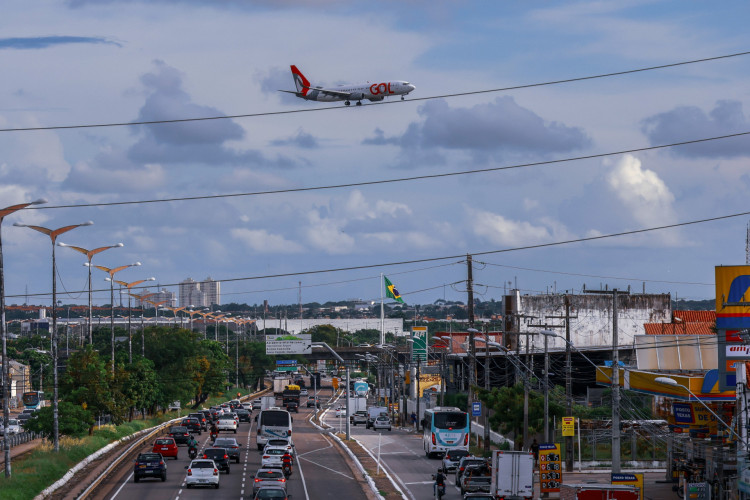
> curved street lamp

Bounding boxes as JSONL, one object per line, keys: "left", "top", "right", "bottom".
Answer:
{"left": 112, "top": 277, "right": 155, "bottom": 362}
{"left": 14, "top": 219, "right": 93, "bottom": 455}
{"left": 0, "top": 199, "right": 46, "bottom": 476}
{"left": 93, "top": 262, "right": 141, "bottom": 375}
{"left": 58, "top": 242, "right": 123, "bottom": 345}
{"left": 128, "top": 292, "right": 154, "bottom": 356}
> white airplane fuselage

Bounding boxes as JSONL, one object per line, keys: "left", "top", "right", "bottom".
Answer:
{"left": 281, "top": 65, "right": 415, "bottom": 106}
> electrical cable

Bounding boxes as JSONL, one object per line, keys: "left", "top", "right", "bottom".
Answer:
{"left": 28, "top": 130, "right": 750, "bottom": 210}
{"left": 1, "top": 50, "right": 748, "bottom": 133}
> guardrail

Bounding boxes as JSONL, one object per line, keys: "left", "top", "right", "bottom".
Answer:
{"left": 0, "top": 431, "right": 40, "bottom": 451}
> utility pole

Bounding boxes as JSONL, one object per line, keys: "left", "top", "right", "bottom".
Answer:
{"left": 467, "top": 254, "right": 476, "bottom": 410}
{"left": 584, "top": 286, "right": 629, "bottom": 473}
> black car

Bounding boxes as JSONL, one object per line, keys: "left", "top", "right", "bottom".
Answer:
{"left": 306, "top": 398, "right": 320, "bottom": 408}
{"left": 455, "top": 457, "right": 486, "bottom": 486}
{"left": 133, "top": 452, "right": 167, "bottom": 483}
{"left": 181, "top": 417, "right": 202, "bottom": 435}
{"left": 286, "top": 402, "right": 299, "bottom": 413}
{"left": 168, "top": 425, "right": 191, "bottom": 446}
{"left": 202, "top": 447, "right": 231, "bottom": 473}
{"left": 189, "top": 412, "right": 208, "bottom": 431}
{"left": 236, "top": 408, "right": 251, "bottom": 422}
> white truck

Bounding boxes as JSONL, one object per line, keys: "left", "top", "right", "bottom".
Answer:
{"left": 273, "top": 377, "right": 291, "bottom": 396}
{"left": 260, "top": 396, "right": 276, "bottom": 411}
{"left": 490, "top": 450, "right": 534, "bottom": 500}
{"left": 366, "top": 405, "right": 388, "bottom": 429}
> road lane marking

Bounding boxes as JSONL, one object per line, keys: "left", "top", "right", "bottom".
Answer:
{"left": 110, "top": 471, "right": 134, "bottom": 499}
{"left": 298, "top": 455, "right": 354, "bottom": 480}
{"left": 297, "top": 442, "right": 334, "bottom": 457}
{"left": 404, "top": 481, "right": 434, "bottom": 485}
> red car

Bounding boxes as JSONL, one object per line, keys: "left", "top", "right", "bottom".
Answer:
{"left": 152, "top": 437, "right": 178, "bottom": 459}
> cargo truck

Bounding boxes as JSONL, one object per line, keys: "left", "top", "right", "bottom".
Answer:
{"left": 559, "top": 484, "right": 639, "bottom": 500}
{"left": 273, "top": 377, "right": 291, "bottom": 396}
{"left": 260, "top": 396, "right": 276, "bottom": 411}
{"left": 490, "top": 450, "right": 534, "bottom": 500}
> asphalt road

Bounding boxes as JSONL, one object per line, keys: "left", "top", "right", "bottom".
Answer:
{"left": 93, "top": 385, "right": 368, "bottom": 500}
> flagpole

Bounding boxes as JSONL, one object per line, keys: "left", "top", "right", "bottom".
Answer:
{"left": 380, "top": 273, "right": 385, "bottom": 346}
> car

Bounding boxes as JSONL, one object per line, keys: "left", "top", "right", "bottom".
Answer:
{"left": 306, "top": 398, "right": 320, "bottom": 408}
{"left": 242, "top": 402, "right": 253, "bottom": 411}
{"left": 213, "top": 437, "right": 242, "bottom": 463}
{"left": 261, "top": 446, "right": 288, "bottom": 469}
{"left": 286, "top": 402, "right": 299, "bottom": 413}
{"left": 460, "top": 474, "right": 491, "bottom": 496}
{"left": 372, "top": 415, "right": 392, "bottom": 431}
{"left": 254, "top": 485, "right": 292, "bottom": 499}
{"left": 202, "top": 447, "right": 231, "bottom": 473}
{"left": 252, "top": 399, "right": 262, "bottom": 410}
{"left": 252, "top": 468, "right": 287, "bottom": 496}
{"left": 168, "top": 425, "right": 191, "bottom": 446}
{"left": 181, "top": 417, "right": 202, "bottom": 435}
{"left": 189, "top": 412, "right": 208, "bottom": 431}
{"left": 133, "top": 452, "right": 167, "bottom": 483}
{"left": 20, "top": 408, "right": 37, "bottom": 416}
{"left": 236, "top": 408, "right": 252, "bottom": 422}
{"left": 334, "top": 406, "right": 344, "bottom": 418}
{"left": 16, "top": 413, "right": 33, "bottom": 427}
{"left": 216, "top": 414, "right": 238, "bottom": 433}
{"left": 299, "top": 389, "right": 308, "bottom": 397}
{"left": 350, "top": 410, "right": 367, "bottom": 426}
{"left": 455, "top": 456, "right": 486, "bottom": 486}
{"left": 264, "top": 438, "right": 295, "bottom": 459}
{"left": 442, "top": 449, "right": 471, "bottom": 474}
{"left": 185, "top": 459, "right": 220, "bottom": 489}
{"left": 152, "top": 437, "right": 179, "bottom": 459}
{"left": 6, "top": 419, "right": 21, "bottom": 435}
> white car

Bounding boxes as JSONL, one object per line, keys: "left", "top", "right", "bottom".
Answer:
{"left": 372, "top": 415, "right": 392, "bottom": 431}
{"left": 6, "top": 419, "right": 21, "bottom": 434}
{"left": 334, "top": 406, "right": 344, "bottom": 418}
{"left": 260, "top": 446, "right": 288, "bottom": 469}
{"left": 185, "top": 459, "right": 220, "bottom": 489}
{"left": 263, "top": 439, "right": 295, "bottom": 463}
{"left": 216, "top": 414, "right": 238, "bottom": 433}
{"left": 242, "top": 402, "right": 253, "bottom": 411}
{"left": 299, "top": 389, "right": 308, "bottom": 397}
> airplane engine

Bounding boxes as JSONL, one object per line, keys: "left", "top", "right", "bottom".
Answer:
{"left": 368, "top": 96, "right": 385, "bottom": 102}
{"left": 350, "top": 92, "right": 365, "bottom": 101}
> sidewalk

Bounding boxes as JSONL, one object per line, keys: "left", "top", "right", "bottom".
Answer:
{"left": 0, "top": 437, "right": 43, "bottom": 467}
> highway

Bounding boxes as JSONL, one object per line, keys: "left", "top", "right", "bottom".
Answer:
{"left": 320, "top": 405, "right": 466, "bottom": 500}
{"left": 92, "top": 384, "right": 369, "bottom": 500}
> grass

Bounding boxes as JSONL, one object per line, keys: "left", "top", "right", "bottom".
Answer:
{"left": 0, "top": 386, "right": 258, "bottom": 499}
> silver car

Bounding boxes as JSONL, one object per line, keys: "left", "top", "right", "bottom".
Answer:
{"left": 372, "top": 415, "right": 392, "bottom": 431}
{"left": 213, "top": 437, "right": 242, "bottom": 463}
{"left": 184, "top": 459, "right": 220, "bottom": 489}
{"left": 252, "top": 468, "right": 287, "bottom": 496}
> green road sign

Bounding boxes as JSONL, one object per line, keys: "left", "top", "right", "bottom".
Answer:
{"left": 412, "top": 326, "right": 427, "bottom": 361}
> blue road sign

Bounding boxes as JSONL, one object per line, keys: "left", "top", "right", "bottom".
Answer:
{"left": 472, "top": 402, "right": 481, "bottom": 416}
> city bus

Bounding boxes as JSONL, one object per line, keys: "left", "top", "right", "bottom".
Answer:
{"left": 22, "top": 391, "right": 45, "bottom": 410}
{"left": 422, "top": 406, "right": 470, "bottom": 458}
{"left": 256, "top": 407, "right": 293, "bottom": 450}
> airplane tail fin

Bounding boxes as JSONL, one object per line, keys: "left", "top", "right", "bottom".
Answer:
{"left": 290, "top": 65, "right": 311, "bottom": 96}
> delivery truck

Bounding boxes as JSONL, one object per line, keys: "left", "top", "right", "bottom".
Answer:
{"left": 273, "top": 376, "right": 291, "bottom": 396}
{"left": 260, "top": 396, "right": 276, "bottom": 411}
{"left": 490, "top": 450, "right": 534, "bottom": 500}
{"left": 559, "top": 484, "right": 639, "bottom": 500}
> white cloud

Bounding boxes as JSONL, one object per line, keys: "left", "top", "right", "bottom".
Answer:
{"left": 469, "top": 209, "right": 556, "bottom": 247}
{"left": 304, "top": 211, "right": 355, "bottom": 254}
{"left": 606, "top": 154, "right": 676, "bottom": 227}
{"left": 231, "top": 228, "right": 304, "bottom": 254}
{"left": 344, "top": 190, "right": 412, "bottom": 220}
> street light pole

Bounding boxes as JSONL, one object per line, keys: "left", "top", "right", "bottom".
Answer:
{"left": 14, "top": 219, "right": 92, "bottom": 454}
{"left": 312, "top": 342, "right": 350, "bottom": 440}
{"left": 58, "top": 242, "right": 123, "bottom": 345}
{"left": 0, "top": 199, "right": 47, "bottom": 477}
{"left": 94, "top": 262, "right": 141, "bottom": 375}
{"left": 113, "top": 278, "right": 155, "bottom": 363}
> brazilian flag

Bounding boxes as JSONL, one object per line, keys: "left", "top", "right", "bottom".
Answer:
{"left": 384, "top": 275, "right": 405, "bottom": 304}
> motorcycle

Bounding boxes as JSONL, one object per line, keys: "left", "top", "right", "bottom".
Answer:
{"left": 209, "top": 430, "right": 218, "bottom": 443}
{"left": 431, "top": 471, "right": 445, "bottom": 499}
{"left": 282, "top": 462, "right": 292, "bottom": 478}
{"left": 188, "top": 446, "right": 198, "bottom": 460}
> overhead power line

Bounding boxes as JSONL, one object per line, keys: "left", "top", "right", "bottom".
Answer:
{"left": 1, "top": 50, "right": 748, "bottom": 133}
{"left": 8, "top": 208, "right": 750, "bottom": 300}
{"left": 32, "top": 130, "right": 750, "bottom": 210}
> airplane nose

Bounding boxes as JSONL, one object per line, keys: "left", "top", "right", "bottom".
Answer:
{"left": 408, "top": 84, "right": 416, "bottom": 92}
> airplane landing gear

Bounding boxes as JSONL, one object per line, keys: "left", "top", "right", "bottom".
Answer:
{"left": 401, "top": 95, "right": 405, "bottom": 101}
{"left": 356, "top": 101, "right": 362, "bottom": 106}
{"left": 345, "top": 101, "right": 351, "bottom": 106}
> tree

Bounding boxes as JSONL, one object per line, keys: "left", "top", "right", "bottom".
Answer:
{"left": 62, "top": 345, "right": 113, "bottom": 434}
{"left": 23, "top": 401, "right": 93, "bottom": 439}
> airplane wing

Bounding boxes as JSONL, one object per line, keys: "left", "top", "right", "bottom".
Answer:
{"left": 312, "top": 88, "right": 353, "bottom": 98}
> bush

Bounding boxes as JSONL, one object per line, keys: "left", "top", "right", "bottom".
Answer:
{"left": 22, "top": 403, "right": 94, "bottom": 439}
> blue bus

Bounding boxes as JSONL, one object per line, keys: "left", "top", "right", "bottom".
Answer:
{"left": 22, "top": 391, "right": 45, "bottom": 410}
{"left": 422, "top": 406, "right": 470, "bottom": 458}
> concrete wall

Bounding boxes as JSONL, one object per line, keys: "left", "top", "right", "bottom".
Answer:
{"left": 510, "top": 293, "right": 671, "bottom": 350}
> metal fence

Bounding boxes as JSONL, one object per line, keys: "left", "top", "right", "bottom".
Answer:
{"left": 0, "top": 431, "right": 41, "bottom": 451}
{"left": 552, "top": 426, "right": 669, "bottom": 463}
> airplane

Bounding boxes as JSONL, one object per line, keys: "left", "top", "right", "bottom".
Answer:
{"left": 279, "top": 65, "right": 415, "bottom": 106}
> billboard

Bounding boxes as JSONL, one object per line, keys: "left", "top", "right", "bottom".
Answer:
{"left": 715, "top": 266, "right": 750, "bottom": 390}
{"left": 412, "top": 326, "right": 427, "bottom": 361}
{"left": 265, "top": 334, "right": 312, "bottom": 355}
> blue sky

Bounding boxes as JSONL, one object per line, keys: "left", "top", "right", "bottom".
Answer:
{"left": 2, "top": 0, "right": 749, "bottom": 309}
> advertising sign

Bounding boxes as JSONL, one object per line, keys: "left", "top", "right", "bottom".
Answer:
{"left": 539, "top": 443, "right": 562, "bottom": 493}
{"left": 265, "top": 334, "right": 312, "bottom": 355}
{"left": 715, "top": 265, "right": 750, "bottom": 389}
{"left": 412, "top": 326, "right": 427, "bottom": 361}
{"left": 562, "top": 417, "right": 575, "bottom": 437}
{"left": 611, "top": 473, "right": 644, "bottom": 500}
